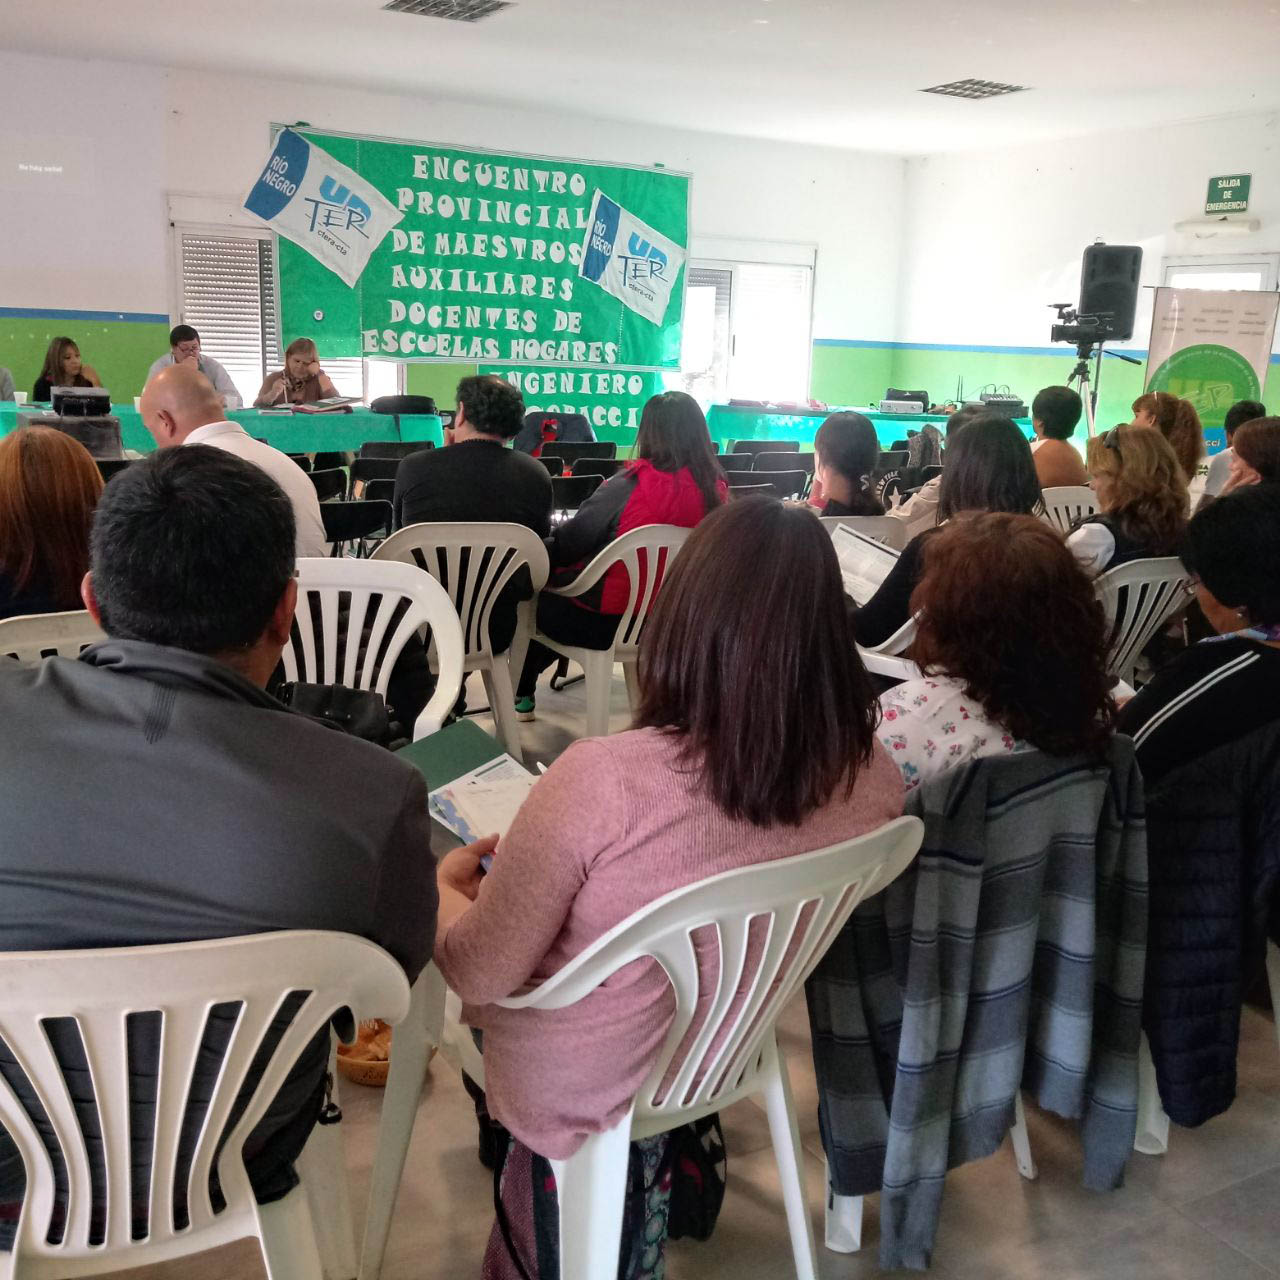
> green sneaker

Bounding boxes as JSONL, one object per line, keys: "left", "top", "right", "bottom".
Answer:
{"left": 514, "top": 696, "right": 536, "bottom": 722}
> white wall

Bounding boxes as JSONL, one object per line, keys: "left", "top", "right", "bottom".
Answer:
{"left": 1, "top": 50, "right": 907, "bottom": 342}
{"left": 897, "top": 111, "right": 1280, "bottom": 352}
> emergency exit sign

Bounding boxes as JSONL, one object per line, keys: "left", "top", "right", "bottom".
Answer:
{"left": 1206, "top": 174, "right": 1251, "bottom": 214}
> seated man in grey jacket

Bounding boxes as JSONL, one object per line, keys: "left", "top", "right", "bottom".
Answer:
{"left": 0, "top": 446, "right": 442, "bottom": 1246}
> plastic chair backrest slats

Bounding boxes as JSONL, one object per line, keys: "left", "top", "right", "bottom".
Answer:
{"left": 1095, "top": 557, "right": 1189, "bottom": 682}
{"left": 1040, "top": 485, "right": 1098, "bottom": 535}
{"left": 497, "top": 817, "right": 923, "bottom": 1126}
{"left": 373, "top": 524, "right": 551, "bottom": 664}
{"left": 283, "top": 559, "right": 465, "bottom": 738}
{"left": 0, "top": 933, "right": 409, "bottom": 1269}
{"left": 0, "top": 611, "right": 106, "bottom": 666}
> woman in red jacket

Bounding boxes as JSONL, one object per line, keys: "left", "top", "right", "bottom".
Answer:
{"left": 515, "top": 391, "right": 727, "bottom": 720}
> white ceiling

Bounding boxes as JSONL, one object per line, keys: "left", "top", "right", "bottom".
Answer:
{"left": 7, "top": 0, "right": 1280, "bottom": 154}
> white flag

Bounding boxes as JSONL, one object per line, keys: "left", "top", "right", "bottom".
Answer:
{"left": 578, "top": 190, "right": 684, "bottom": 326}
{"left": 244, "top": 129, "right": 402, "bottom": 288}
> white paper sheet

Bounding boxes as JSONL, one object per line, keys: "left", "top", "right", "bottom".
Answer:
{"left": 830, "top": 524, "right": 900, "bottom": 606}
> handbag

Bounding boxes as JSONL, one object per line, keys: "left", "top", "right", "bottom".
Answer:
{"left": 276, "top": 681, "right": 405, "bottom": 750}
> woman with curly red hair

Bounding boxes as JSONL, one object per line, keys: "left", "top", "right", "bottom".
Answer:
{"left": 878, "top": 512, "right": 1115, "bottom": 791}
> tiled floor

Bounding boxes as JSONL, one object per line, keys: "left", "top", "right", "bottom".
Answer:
{"left": 105, "top": 672, "right": 1280, "bottom": 1279}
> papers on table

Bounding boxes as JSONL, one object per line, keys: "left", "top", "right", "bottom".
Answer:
{"left": 830, "top": 524, "right": 900, "bottom": 606}
{"left": 428, "top": 753, "right": 537, "bottom": 845}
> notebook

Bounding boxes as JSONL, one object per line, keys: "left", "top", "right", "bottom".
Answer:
{"left": 830, "top": 524, "right": 900, "bottom": 606}
{"left": 428, "top": 753, "right": 538, "bottom": 859}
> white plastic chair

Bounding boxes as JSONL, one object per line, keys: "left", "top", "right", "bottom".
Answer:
{"left": 0, "top": 611, "right": 105, "bottom": 665}
{"left": 372, "top": 523, "right": 550, "bottom": 761}
{"left": 819, "top": 515, "right": 908, "bottom": 551}
{"left": 1040, "top": 485, "right": 1098, "bottom": 534}
{"left": 1133, "top": 938, "right": 1280, "bottom": 1158}
{"left": 420, "top": 817, "right": 925, "bottom": 1280}
{"left": 0, "top": 930, "right": 410, "bottom": 1280}
{"left": 284, "top": 558, "right": 465, "bottom": 740}
{"left": 1094, "top": 557, "right": 1191, "bottom": 686}
{"left": 534, "top": 524, "right": 691, "bottom": 738}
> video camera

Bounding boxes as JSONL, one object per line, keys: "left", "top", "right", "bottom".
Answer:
{"left": 1049, "top": 302, "right": 1113, "bottom": 349}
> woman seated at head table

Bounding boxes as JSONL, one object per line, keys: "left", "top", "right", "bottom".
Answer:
{"left": 812, "top": 410, "right": 885, "bottom": 517}
{"left": 253, "top": 337, "right": 338, "bottom": 407}
{"left": 433, "top": 495, "right": 903, "bottom": 1279}
{"left": 878, "top": 512, "right": 1115, "bottom": 793}
{"left": 1131, "top": 390, "right": 1204, "bottom": 487}
{"left": 1066, "top": 424, "right": 1187, "bottom": 577}
{"left": 851, "top": 413, "right": 1042, "bottom": 649}
{"left": 31, "top": 336, "right": 100, "bottom": 402}
{"left": 0, "top": 426, "right": 103, "bottom": 620}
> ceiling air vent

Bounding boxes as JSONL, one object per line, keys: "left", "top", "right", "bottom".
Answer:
{"left": 921, "top": 79, "right": 1028, "bottom": 100}
{"left": 383, "top": 0, "right": 513, "bottom": 20}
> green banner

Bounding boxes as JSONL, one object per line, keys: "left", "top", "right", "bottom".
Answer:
{"left": 278, "top": 129, "right": 689, "bottom": 371}
{"left": 479, "top": 364, "right": 663, "bottom": 437}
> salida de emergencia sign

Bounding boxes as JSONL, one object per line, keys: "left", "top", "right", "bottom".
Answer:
{"left": 1205, "top": 174, "right": 1251, "bottom": 214}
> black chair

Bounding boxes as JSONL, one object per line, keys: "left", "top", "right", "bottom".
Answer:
{"left": 369, "top": 395, "right": 438, "bottom": 417}
{"left": 551, "top": 474, "right": 603, "bottom": 516}
{"left": 286, "top": 453, "right": 312, "bottom": 473}
{"left": 758, "top": 470, "right": 808, "bottom": 500}
{"left": 363, "top": 478, "right": 396, "bottom": 506}
{"left": 731, "top": 440, "right": 800, "bottom": 460}
{"left": 313, "top": 451, "right": 350, "bottom": 472}
{"left": 96, "top": 459, "right": 132, "bottom": 484}
{"left": 720, "top": 468, "right": 757, "bottom": 486}
{"left": 571, "top": 457, "right": 624, "bottom": 480}
{"left": 320, "top": 500, "right": 394, "bottom": 558}
{"left": 514, "top": 411, "right": 595, "bottom": 454}
{"left": 537, "top": 455, "right": 564, "bottom": 476}
{"left": 308, "top": 467, "right": 347, "bottom": 503}
{"left": 358, "top": 440, "right": 434, "bottom": 460}
{"left": 348, "top": 456, "right": 401, "bottom": 499}
{"left": 754, "top": 451, "right": 815, "bottom": 475}
{"left": 877, "top": 450, "right": 910, "bottom": 471}
{"left": 889, "top": 438, "right": 911, "bottom": 452}
{"left": 919, "top": 464, "right": 943, "bottom": 484}
{"left": 728, "top": 483, "right": 776, "bottom": 499}
{"left": 543, "top": 441, "right": 616, "bottom": 469}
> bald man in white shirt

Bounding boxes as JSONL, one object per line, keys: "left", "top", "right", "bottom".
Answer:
{"left": 139, "top": 364, "right": 328, "bottom": 558}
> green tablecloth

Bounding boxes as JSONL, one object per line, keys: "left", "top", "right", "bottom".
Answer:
{"left": 706, "top": 404, "right": 1033, "bottom": 451}
{"left": 0, "top": 404, "right": 444, "bottom": 455}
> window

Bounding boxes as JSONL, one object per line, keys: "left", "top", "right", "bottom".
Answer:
{"left": 1162, "top": 253, "right": 1280, "bottom": 293}
{"left": 173, "top": 226, "right": 402, "bottom": 405}
{"left": 668, "top": 253, "right": 814, "bottom": 405}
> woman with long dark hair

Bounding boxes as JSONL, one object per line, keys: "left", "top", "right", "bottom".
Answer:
{"left": 880, "top": 513, "right": 1115, "bottom": 791}
{"left": 32, "top": 337, "right": 100, "bottom": 402}
{"left": 0, "top": 426, "right": 104, "bottom": 618}
{"left": 813, "top": 411, "right": 884, "bottom": 517}
{"left": 436, "top": 497, "right": 902, "bottom": 1278}
{"left": 514, "top": 391, "right": 726, "bottom": 719}
{"left": 851, "top": 414, "right": 1041, "bottom": 647}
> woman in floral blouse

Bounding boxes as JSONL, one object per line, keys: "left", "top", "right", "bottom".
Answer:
{"left": 878, "top": 513, "right": 1116, "bottom": 791}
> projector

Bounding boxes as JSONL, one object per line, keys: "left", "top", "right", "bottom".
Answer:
{"left": 878, "top": 399, "right": 925, "bottom": 414}
{"left": 52, "top": 385, "right": 111, "bottom": 417}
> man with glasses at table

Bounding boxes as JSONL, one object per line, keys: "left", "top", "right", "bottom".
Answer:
{"left": 147, "top": 323, "right": 243, "bottom": 408}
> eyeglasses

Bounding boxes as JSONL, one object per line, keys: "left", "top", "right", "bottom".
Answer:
{"left": 1104, "top": 425, "right": 1124, "bottom": 456}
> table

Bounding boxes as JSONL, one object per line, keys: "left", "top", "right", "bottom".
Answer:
{"left": 706, "top": 403, "right": 1033, "bottom": 451}
{"left": 0, "top": 404, "right": 444, "bottom": 455}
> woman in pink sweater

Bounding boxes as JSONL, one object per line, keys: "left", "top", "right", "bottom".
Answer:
{"left": 434, "top": 496, "right": 904, "bottom": 1279}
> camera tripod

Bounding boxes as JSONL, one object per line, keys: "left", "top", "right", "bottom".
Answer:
{"left": 1067, "top": 342, "right": 1102, "bottom": 436}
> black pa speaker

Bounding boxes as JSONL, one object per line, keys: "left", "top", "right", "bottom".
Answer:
{"left": 1078, "top": 244, "right": 1143, "bottom": 342}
